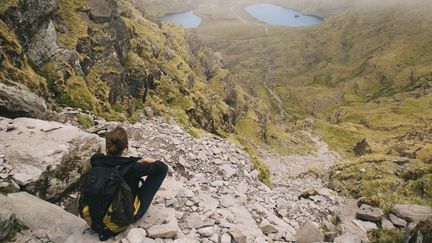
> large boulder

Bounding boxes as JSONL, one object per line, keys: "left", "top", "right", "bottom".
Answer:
{"left": 356, "top": 204, "right": 384, "bottom": 222}
{"left": 87, "top": 0, "right": 113, "bottom": 23}
{"left": 296, "top": 220, "right": 324, "bottom": 243}
{"left": 0, "top": 117, "right": 103, "bottom": 200}
{"left": 392, "top": 204, "right": 432, "bottom": 222}
{"left": 0, "top": 81, "right": 48, "bottom": 119}
{"left": 137, "top": 205, "right": 179, "bottom": 239}
{"left": 0, "top": 192, "right": 87, "bottom": 242}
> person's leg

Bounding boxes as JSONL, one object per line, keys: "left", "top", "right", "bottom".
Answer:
{"left": 135, "top": 161, "right": 168, "bottom": 220}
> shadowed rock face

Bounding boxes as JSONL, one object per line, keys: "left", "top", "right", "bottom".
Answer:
{"left": 0, "top": 81, "right": 48, "bottom": 119}
{"left": 2, "top": 0, "right": 60, "bottom": 46}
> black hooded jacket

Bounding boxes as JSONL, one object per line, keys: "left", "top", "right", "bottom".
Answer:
{"left": 90, "top": 153, "right": 165, "bottom": 197}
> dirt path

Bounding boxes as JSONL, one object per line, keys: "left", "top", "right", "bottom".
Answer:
{"left": 230, "top": 3, "right": 288, "bottom": 118}
{"left": 259, "top": 133, "right": 342, "bottom": 183}
{"left": 230, "top": 3, "right": 248, "bottom": 24}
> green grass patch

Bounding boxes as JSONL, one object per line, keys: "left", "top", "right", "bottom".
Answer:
{"left": 75, "top": 114, "right": 95, "bottom": 128}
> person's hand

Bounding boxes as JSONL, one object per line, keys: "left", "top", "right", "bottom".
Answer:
{"left": 141, "top": 157, "right": 157, "bottom": 163}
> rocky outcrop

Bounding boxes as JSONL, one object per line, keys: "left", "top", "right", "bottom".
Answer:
{"left": 356, "top": 204, "right": 384, "bottom": 222}
{"left": 0, "top": 81, "right": 48, "bottom": 119}
{"left": 87, "top": 0, "right": 113, "bottom": 23}
{"left": 1, "top": 0, "right": 240, "bottom": 136}
{"left": 0, "top": 192, "right": 87, "bottom": 242}
{"left": 2, "top": 0, "right": 60, "bottom": 46}
{"left": 27, "top": 20, "right": 63, "bottom": 67}
{"left": 0, "top": 116, "right": 103, "bottom": 200}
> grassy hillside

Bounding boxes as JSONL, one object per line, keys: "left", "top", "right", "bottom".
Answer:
{"left": 142, "top": 0, "right": 432, "bottom": 209}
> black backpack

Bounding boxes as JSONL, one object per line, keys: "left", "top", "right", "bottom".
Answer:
{"left": 79, "top": 162, "right": 135, "bottom": 241}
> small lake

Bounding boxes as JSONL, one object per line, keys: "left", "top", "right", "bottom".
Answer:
{"left": 160, "top": 11, "right": 202, "bottom": 29}
{"left": 245, "top": 3, "right": 323, "bottom": 27}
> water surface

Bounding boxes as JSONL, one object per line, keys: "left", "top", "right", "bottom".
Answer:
{"left": 245, "top": 3, "right": 322, "bottom": 27}
{"left": 160, "top": 11, "right": 202, "bottom": 29}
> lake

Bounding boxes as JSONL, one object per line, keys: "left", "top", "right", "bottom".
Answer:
{"left": 160, "top": 11, "right": 202, "bottom": 29}
{"left": 245, "top": 3, "right": 323, "bottom": 27}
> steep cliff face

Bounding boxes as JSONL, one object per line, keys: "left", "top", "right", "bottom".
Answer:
{"left": 0, "top": 0, "right": 239, "bottom": 136}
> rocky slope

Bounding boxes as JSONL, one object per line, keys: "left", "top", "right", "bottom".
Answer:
{"left": 1, "top": 112, "right": 431, "bottom": 242}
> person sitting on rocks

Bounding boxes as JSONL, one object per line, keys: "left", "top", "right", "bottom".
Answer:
{"left": 80, "top": 126, "right": 168, "bottom": 240}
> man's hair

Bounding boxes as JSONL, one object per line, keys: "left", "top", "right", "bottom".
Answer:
{"left": 106, "top": 127, "right": 128, "bottom": 156}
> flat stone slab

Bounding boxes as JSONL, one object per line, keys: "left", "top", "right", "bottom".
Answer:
{"left": 356, "top": 204, "right": 384, "bottom": 221}
{"left": 353, "top": 219, "right": 378, "bottom": 232}
{"left": 381, "top": 218, "right": 396, "bottom": 230}
{"left": 137, "top": 205, "right": 178, "bottom": 239}
{"left": 392, "top": 204, "right": 432, "bottom": 222}
{"left": 389, "top": 213, "right": 407, "bottom": 227}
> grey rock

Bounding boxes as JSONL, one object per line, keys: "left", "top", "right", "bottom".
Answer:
{"left": 27, "top": 20, "right": 62, "bottom": 67}
{"left": 259, "top": 219, "right": 279, "bottom": 235}
{"left": 392, "top": 204, "right": 432, "bottom": 222}
{"left": 0, "top": 117, "right": 103, "bottom": 200}
{"left": 353, "top": 219, "right": 378, "bottom": 232}
{"left": 220, "top": 233, "right": 232, "bottom": 243}
{"left": 3, "top": 0, "right": 59, "bottom": 45}
{"left": 211, "top": 180, "right": 224, "bottom": 187}
{"left": 177, "top": 188, "right": 194, "bottom": 198}
{"left": 381, "top": 218, "right": 396, "bottom": 230}
{"left": 13, "top": 172, "right": 33, "bottom": 186}
{"left": 142, "top": 238, "right": 158, "bottom": 243}
{"left": 87, "top": 0, "right": 113, "bottom": 23}
{"left": 198, "top": 193, "right": 219, "bottom": 213}
{"left": 229, "top": 227, "right": 247, "bottom": 243}
{"left": 389, "top": 213, "right": 407, "bottom": 227}
{"left": 185, "top": 213, "right": 206, "bottom": 229}
{"left": 333, "top": 232, "right": 362, "bottom": 243}
{"left": 0, "top": 82, "right": 48, "bottom": 119}
{"left": 356, "top": 204, "right": 384, "bottom": 221}
{"left": 127, "top": 228, "right": 147, "bottom": 243}
{"left": 142, "top": 206, "right": 178, "bottom": 239}
{"left": 296, "top": 220, "right": 324, "bottom": 243}
{"left": 220, "top": 164, "right": 236, "bottom": 179}
{"left": 1, "top": 192, "right": 87, "bottom": 242}
{"left": 197, "top": 226, "right": 213, "bottom": 237}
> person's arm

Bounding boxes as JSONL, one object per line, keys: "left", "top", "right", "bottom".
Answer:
{"left": 130, "top": 159, "right": 166, "bottom": 177}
